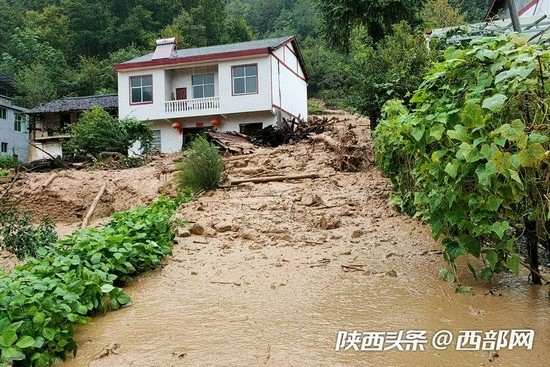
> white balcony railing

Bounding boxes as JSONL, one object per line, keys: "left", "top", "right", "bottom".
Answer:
{"left": 165, "top": 96, "right": 220, "bottom": 114}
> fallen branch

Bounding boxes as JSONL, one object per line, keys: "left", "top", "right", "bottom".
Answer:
{"left": 29, "top": 142, "right": 70, "bottom": 168}
{"left": 0, "top": 171, "right": 21, "bottom": 201}
{"left": 309, "top": 134, "right": 340, "bottom": 150}
{"left": 81, "top": 183, "right": 107, "bottom": 228}
{"left": 40, "top": 173, "right": 58, "bottom": 190}
{"left": 519, "top": 259, "right": 550, "bottom": 285}
{"left": 210, "top": 281, "right": 241, "bottom": 286}
{"left": 341, "top": 264, "right": 369, "bottom": 272}
{"left": 228, "top": 173, "right": 320, "bottom": 185}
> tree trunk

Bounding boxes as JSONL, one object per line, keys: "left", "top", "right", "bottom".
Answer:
{"left": 526, "top": 220, "right": 542, "bottom": 284}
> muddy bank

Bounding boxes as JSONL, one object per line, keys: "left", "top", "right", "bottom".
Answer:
{"left": 59, "top": 114, "right": 550, "bottom": 367}
{"left": 1, "top": 155, "right": 178, "bottom": 224}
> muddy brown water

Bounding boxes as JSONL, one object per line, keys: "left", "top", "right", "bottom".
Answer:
{"left": 60, "top": 190, "right": 550, "bottom": 366}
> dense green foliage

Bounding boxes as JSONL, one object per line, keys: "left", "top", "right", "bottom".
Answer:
{"left": 64, "top": 106, "right": 153, "bottom": 159}
{"left": 374, "top": 35, "right": 550, "bottom": 286}
{"left": 175, "top": 136, "right": 224, "bottom": 193}
{"left": 0, "top": 198, "right": 180, "bottom": 366}
{"left": 347, "top": 22, "right": 433, "bottom": 126}
{"left": 0, "top": 156, "right": 19, "bottom": 170}
{"left": 316, "top": 0, "right": 426, "bottom": 52}
{"left": 0, "top": 205, "right": 57, "bottom": 260}
{"left": 0, "top": 0, "right": 254, "bottom": 107}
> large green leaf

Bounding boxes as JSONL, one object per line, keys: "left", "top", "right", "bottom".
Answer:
{"left": 482, "top": 93, "right": 507, "bottom": 112}
{"left": 518, "top": 143, "right": 545, "bottom": 168}
{"left": 16, "top": 336, "right": 36, "bottom": 349}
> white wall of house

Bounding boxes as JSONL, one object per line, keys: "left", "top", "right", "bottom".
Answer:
{"left": 118, "top": 68, "right": 167, "bottom": 121}
{"left": 150, "top": 120, "right": 183, "bottom": 154}
{"left": 270, "top": 45, "right": 308, "bottom": 120}
{"left": 33, "top": 141, "right": 62, "bottom": 160}
{"left": 217, "top": 56, "right": 273, "bottom": 114}
{"left": 0, "top": 98, "right": 29, "bottom": 162}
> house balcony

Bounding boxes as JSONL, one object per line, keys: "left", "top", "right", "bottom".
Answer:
{"left": 164, "top": 96, "right": 221, "bottom": 118}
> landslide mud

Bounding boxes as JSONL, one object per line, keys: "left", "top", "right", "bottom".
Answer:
{"left": 6, "top": 113, "right": 550, "bottom": 366}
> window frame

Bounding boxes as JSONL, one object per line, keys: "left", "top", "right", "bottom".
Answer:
{"left": 0, "top": 142, "right": 7, "bottom": 153}
{"left": 231, "top": 64, "right": 258, "bottom": 96}
{"left": 191, "top": 73, "right": 215, "bottom": 99}
{"left": 152, "top": 129, "right": 162, "bottom": 151}
{"left": 0, "top": 108, "right": 6, "bottom": 120}
{"left": 14, "top": 113, "right": 26, "bottom": 132}
{"left": 129, "top": 74, "right": 153, "bottom": 105}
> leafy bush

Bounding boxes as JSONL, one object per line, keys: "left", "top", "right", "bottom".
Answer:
{"left": 175, "top": 135, "right": 224, "bottom": 193}
{"left": 0, "top": 156, "right": 19, "bottom": 170}
{"left": 64, "top": 106, "right": 153, "bottom": 159}
{"left": 0, "top": 206, "right": 57, "bottom": 259}
{"left": 0, "top": 197, "right": 179, "bottom": 366}
{"left": 374, "top": 35, "right": 550, "bottom": 287}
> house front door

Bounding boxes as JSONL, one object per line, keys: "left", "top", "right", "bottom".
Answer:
{"left": 176, "top": 88, "right": 187, "bottom": 100}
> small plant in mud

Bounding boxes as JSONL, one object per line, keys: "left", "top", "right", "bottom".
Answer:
{"left": 0, "top": 205, "right": 57, "bottom": 259}
{"left": 175, "top": 135, "right": 224, "bottom": 193}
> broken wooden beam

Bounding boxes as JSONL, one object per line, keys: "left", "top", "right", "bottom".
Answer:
{"left": 81, "top": 183, "right": 107, "bottom": 228}
{"left": 228, "top": 173, "right": 320, "bottom": 185}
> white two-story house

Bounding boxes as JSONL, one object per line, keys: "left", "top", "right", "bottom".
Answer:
{"left": 115, "top": 36, "right": 309, "bottom": 153}
{"left": 0, "top": 72, "right": 28, "bottom": 162}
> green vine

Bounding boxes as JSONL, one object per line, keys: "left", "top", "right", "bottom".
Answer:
{"left": 374, "top": 35, "right": 550, "bottom": 288}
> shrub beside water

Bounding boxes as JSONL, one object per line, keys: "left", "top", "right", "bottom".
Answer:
{"left": 175, "top": 135, "right": 224, "bottom": 193}
{"left": 0, "top": 205, "right": 57, "bottom": 259}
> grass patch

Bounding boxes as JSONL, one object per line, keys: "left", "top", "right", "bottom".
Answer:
{"left": 175, "top": 135, "right": 224, "bottom": 193}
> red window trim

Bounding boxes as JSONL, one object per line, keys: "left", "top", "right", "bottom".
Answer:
{"left": 129, "top": 74, "right": 154, "bottom": 105}
{"left": 231, "top": 64, "right": 259, "bottom": 96}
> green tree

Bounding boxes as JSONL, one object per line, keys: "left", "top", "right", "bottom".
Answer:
{"left": 316, "top": 0, "right": 426, "bottom": 51}
{"left": 346, "top": 22, "right": 433, "bottom": 126}
{"left": 13, "top": 63, "right": 58, "bottom": 107}
{"left": 422, "top": 0, "right": 466, "bottom": 29}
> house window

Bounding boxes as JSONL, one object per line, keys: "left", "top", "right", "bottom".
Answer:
{"left": 152, "top": 130, "right": 161, "bottom": 151}
{"left": 232, "top": 65, "right": 257, "bottom": 95}
{"left": 0, "top": 142, "right": 7, "bottom": 153}
{"left": 14, "top": 113, "right": 27, "bottom": 133}
{"left": 192, "top": 74, "right": 215, "bottom": 99}
{"left": 130, "top": 75, "right": 153, "bottom": 104}
{"left": 0, "top": 108, "right": 6, "bottom": 119}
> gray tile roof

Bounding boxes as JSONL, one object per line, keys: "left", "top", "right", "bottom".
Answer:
{"left": 122, "top": 36, "right": 295, "bottom": 64}
{"left": 27, "top": 94, "right": 118, "bottom": 114}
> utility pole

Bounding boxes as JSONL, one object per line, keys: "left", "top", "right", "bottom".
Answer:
{"left": 506, "top": 0, "right": 522, "bottom": 32}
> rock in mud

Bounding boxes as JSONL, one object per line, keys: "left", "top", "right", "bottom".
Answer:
{"left": 177, "top": 228, "right": 191, "bottom": 237}
{"left": 319, "top": 214, "right": 341, "bottom": 230}
{"left": 189, "top": 223, "right": 205, "bottom": 235}
{"left": 301, "top": 193, "right": 323, "bottom": 206}
{"left": 215, "top": 222, "right": 234, "bottom": 233}
{"left": 351, "top": 229, "right": 365, "bottom": 238}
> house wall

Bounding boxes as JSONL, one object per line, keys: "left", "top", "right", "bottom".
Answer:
{"left": 216, "top": 56, "right": 272, "bottom": 114}
{"left": 0, "top": 97, "right": 29, "bottom": 162}
{"left": 117, "top": 55, "right": 274, "bottom": 121}
{"left": 144, "top": 111, "right": 277, "bottom": 154}
{"left": 32, "top": 141, "right": 63, "bottom": 161}
{"left": 270, "top": 43, "right": 308, "bottom": 121}
{"left": 118, "top": 68, "right": 167, "bottom": 121}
